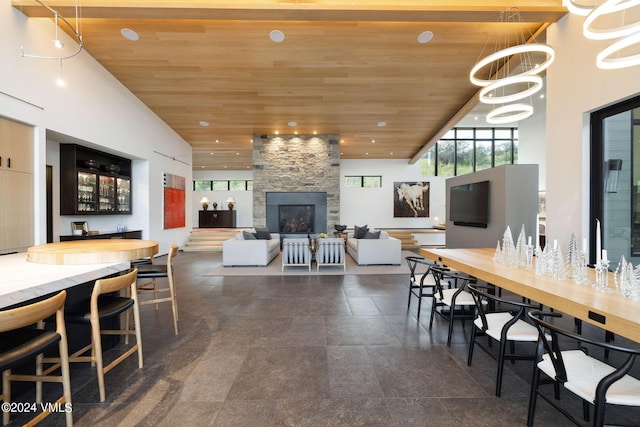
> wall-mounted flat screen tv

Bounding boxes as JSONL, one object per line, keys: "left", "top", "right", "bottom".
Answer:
{"left": 449, "top": 180, "right": 490, "bottom": 228}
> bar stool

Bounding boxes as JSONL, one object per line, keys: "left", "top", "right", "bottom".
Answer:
{"left": 135, "top": 244, "right": 179, "bottom": 334}
{"left": 0, "top": 291, "right": 72, "bottom": 426}
{"left": 63, "top": 268, "right": 143, "bottom": 402}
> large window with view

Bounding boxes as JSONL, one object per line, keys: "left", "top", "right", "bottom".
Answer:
{"left": 419, "top": 127, "right": 518, "bottom": 177}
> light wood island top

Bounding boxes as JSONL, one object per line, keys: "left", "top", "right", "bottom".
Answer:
{"left": 420, "top": 247, "right": 640, "bottom": 344}
{"left": 27, "top": 239, "right": 158, "bottom": 265}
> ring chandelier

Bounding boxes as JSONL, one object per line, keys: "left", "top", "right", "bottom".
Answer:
{"left": 564, "top": 0, "right": 640, "bottom": 69}
{"left": 469, "top": 8, "right": 554, "bottom": 124}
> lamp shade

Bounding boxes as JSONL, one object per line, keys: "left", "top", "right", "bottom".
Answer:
{"left": 200, "top": 197, "right": 211, "bottom": 204}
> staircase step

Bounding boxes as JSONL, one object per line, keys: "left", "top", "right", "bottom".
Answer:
{"left": 183, "top": 228, "right": 441, "bottom": 252}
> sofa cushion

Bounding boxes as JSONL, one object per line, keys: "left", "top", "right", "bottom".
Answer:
{"left": 363, "top": 230, "right": 381, "bottom": 239}
{"left": 242, "top": 231, "right": 257, "bottom": 240}
{"left": 354, "top": 224, "right": 369, "bottom": 239}
{"left": 254, "top": 227, "right": 272, "bottom": 240}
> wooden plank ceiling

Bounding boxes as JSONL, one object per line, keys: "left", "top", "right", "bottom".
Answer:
{"left": 14, "top": 1, "right": 567, "bottom": 170}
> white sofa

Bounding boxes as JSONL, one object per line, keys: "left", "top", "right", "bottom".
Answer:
{"left": 222, "top": 230, "right": 281, "bottom": 266}
{"left": 346, "top": 230, "right": 402, "bottom": 265}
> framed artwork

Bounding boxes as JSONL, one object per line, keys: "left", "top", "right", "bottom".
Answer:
{"left": 394, "top": 181, "right": 430, "bottom": 217}
{"left": 163, "top": 173, "right": 186, "bottom": 229}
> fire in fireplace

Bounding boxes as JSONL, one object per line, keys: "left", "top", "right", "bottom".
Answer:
{"left": 279, "top": 205, "right": 315, "bottom": 233}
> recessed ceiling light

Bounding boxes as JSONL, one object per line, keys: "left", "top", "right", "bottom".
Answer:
{"left": 294, "top": 131, "right": 298, "bottom": 135}
{"left": 288, "top": 121, "right": 297, "bottom": 127}
{"left": 313, "top": 131, "right": 317, "bottom": 135}
{"left": 121, "top": 28, "right": 139, "bottom": 41}
{"left": 201, "top": 166, "right": 204, "bottom": 169}
{"left": 275, "top": 130, "right": 279, "bottom": 135}
{"left": 210, "top": 152, "right": 213, "bottom": 155}
{"left": 215, "top": 139, "right": 219, "bottom": 143}
{"left": 377, "top": 121, "right": 386, "bottom": 127}
{"left": 417, "top": 31, "right": 433, "bottom": 44}
{"left": 540, "top": 94, "right": 545, "bottom": 99}
{"left": 474, "top": 116, "right": 479, "bottom": 120}
{"left": 390, "top": 152, "right": 394, "bottom": 155}
{"left": 371, "top": 140, "right": 376, "bottom": 143}
{"left": 270, "top": 30, "right": 285, "bottom": 43}
{"left": 236, "top": 152, "right": 240, "bottom": 155}
{"left": 365, "top": 152, "right": 369, "bottom": 155}
{"left": 199, "top": 121, "right": 209, "bottom": 127}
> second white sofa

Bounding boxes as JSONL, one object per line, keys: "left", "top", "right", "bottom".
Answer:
{"left": 346, "top": 230, "right": 402, "bottom": 265}
{"left": 222, "top": 229, "right": 280, "bottom": 266}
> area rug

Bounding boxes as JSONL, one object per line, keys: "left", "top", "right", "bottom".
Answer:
{"left": 205, "top": 250, "right": 428, "bottom": 276}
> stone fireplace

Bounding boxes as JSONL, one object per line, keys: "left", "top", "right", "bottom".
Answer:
{"left": 252, "top": 134, "right": 340, "bottom": 233}
{"left": 266, "top": 191, "right": 327, "bottom": 234}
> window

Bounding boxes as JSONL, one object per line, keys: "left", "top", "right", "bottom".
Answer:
{"left": 192, "top": 180, "right": 253, "bottom": 191}
{"left": 420, "top": 127, "right": 517, "bottom": 177}
{"left": 212, "top": 181, "right": 229, "bottom": 191}
{"left": 456, "top": 140, "right": 473, "bottom": 176}
{"left": 193, "top": 181, "right": 211, "bottom": 191}
{"left": 344, "top": 176, "right": 382, "bottom": 188}
{"left": 230, "top": 180, "right": 247, "bottom": 191}
{"left": 419, "top": 146, "right": 436, "bottom": 176}
{"left": 437, "top": 140, "right": 455, "bottom": 177}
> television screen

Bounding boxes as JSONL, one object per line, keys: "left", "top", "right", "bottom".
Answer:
{"left": 449, "top": 181, "right": 489, "bottom": 227}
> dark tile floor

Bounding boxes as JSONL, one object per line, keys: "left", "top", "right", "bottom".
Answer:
{"left": 10, "top": 251, "right": 640, "bottom": 426}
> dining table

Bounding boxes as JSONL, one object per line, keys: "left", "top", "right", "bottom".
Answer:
{"left": 420, "top": 247, "right": 640, "bottom": 344}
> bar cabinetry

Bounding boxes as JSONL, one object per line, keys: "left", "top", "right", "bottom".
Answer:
{"left": 59, "top": 230, "right": 142, "bottom": 241}
{"left": 60, "top": 144, "right": 132, "bottom": 215}
{"left": 199, "top": 210, "right": 236, "bottom": 228}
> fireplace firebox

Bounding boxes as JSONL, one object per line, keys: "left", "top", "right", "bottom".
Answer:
{"left": 266, "top": 192, "right": 327, "bottom": 235}
{"left": 279, "top": 205, "right": 314, "bottom": 233}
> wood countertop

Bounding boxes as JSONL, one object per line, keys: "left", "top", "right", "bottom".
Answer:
{"left": 27, "top": 239, "right": 158, "bottom": 265}
{"left": 420, "top": 247, "right": 640, "bottom": 344}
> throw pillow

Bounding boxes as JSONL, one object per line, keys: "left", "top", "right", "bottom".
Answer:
{"left": 354, "top": 224, "right": 369, "bottom": 239}
{"left": 363, "top": 230, "right": 381, "bottom": 239}
{"left": 242, "top": 231, "right": 257, "bottom": 240}
{"left": 254, "top": 227, "right": 272, "bottom": 240}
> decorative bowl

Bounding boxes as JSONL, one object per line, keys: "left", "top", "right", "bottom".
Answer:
{"left": 105, "top": 164, "right": 120, "bottom": 173}
{"left": 84, "top": 159, "right": 100, "bottom": 169}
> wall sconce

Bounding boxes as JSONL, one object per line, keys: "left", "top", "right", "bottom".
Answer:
{"left": 226, "top": 196, "right": 235, "bottom": 210}
{"left": 605, "top": 159, "right": 622, "bottom": 193}
{"left": 199, "top": 196, "right": 210, "bottom": 210}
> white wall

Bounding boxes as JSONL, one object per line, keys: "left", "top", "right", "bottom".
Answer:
{"left": 1, "top": 1, "right": 192, "bottom": 254}
{"left": 546, "top": 13, "right": 640, "bottom": 249}
{"left": 192, "top": 170, "right": 254, "bottom": 227}
{"left": 517, "top": 81, "right": 547, "bottom": 192}
{"left": 194, "top": 160, "right": 447, "bottom": 230}
{"left": 340, "top": 159, "right": 447, "bottom": 229}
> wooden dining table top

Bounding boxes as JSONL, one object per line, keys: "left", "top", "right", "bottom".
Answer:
{"left": 420, "top": 247, "right": 640, "bottom": 345}
{"left": 27, "top": 239, "right": 159, "bottom": 265}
